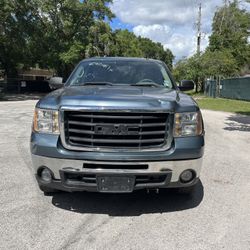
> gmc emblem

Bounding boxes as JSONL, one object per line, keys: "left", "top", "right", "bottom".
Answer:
{"left": 94, "top": 124, "right": 139, "bottom": 136}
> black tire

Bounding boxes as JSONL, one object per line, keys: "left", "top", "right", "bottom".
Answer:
{"left": 39, "top": 185, "right": 59, "bottom": 195}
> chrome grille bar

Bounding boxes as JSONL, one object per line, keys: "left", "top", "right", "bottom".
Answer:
{"left": 60, "top": 110, "right": 172, "bottom": 152}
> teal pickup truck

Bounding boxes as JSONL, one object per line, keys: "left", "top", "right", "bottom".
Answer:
{"left": 30, "top": 57, "right": 205, "bottom": 195}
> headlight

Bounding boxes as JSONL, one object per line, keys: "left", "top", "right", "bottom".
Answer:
{"left": 33, "top": 108, "right": 59, "bottom": 134}
{"left": 174, "top": 111, "right": 203, "bottom": 137}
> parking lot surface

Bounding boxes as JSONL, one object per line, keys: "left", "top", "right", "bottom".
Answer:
{"left": 0, "top": 100, "right": 250, "bottom": 250}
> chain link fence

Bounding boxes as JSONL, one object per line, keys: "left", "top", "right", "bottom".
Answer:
{"left": 204, "top": 77, "right": 250, "bottom": 101}
{"left": 2, "top": 78, "right": 51, "bottom": 93}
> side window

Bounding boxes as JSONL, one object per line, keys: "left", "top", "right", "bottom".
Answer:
{"left": 68, "top": 65, "right": 85, "bottom": 85}
{"left": 160, "top": 65, "right": 172, "bottom": 88}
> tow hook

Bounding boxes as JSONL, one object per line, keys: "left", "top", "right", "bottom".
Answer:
{"left": 147, "top": 188, "right": 159, "bottom": 194}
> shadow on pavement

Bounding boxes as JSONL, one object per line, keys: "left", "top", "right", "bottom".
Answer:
{"left": 224, "top": 114, "right": 250, "bottom": 132}
{"left": 51, "top": 181, "right": 204, "bottom": 216}
{"left": 236, "top": 111, "right": 250, "bottom": 116}
{"left": 0, "top": 92, "right": 48, "bottom": 101}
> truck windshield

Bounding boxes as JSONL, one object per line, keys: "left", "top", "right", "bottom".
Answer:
{"left": 67, "top": 60, "right": 173, "bottom": 88}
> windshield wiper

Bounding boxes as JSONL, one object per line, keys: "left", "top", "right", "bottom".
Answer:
{"left": 130, "top": 82, "right": 161, "bottom": 87}
{"left": 78, "top": 82, "right": 114, "bottom": 86}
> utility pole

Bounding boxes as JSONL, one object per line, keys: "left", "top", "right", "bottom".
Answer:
{"left": 197, "top": 3, "right": 202, "bottom": 55}
{"left": 195, "top": 3, "right": 202, "bottom": 93}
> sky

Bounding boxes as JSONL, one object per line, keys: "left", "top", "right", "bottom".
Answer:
{"left": 110, "top": 0, "right": 250, "bottom": 61}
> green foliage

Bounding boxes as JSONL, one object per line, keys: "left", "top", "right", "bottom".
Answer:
{"left": 174, "top": 1, "right": 250, "bottom": 92}
{"left": 112, "top": 30, "right": 143, "bottom": 57}
{"left": 173, "top": 55, "right": 203, "bottom": 83}
{"left": 110, "top": 30, "right": 174, "bottom": 69}
{"left": 173, "top": 49, "right": 239, "bottom": 91}
{"left": 201, "top": 49, "right": 238, "bottom": 76}
{"left": 208, "top": 1, "right": 250, "bottom": 69}
{"left": 33, "top": 0, "right": 114, "bottom": 76}
{"left": 138, "top": 37, "right": 174, "bottom": 69}
{"left": 0, "top": 0, "right": 114, "bottom": 76}
{"left": 0, "top": 0, "right": 41, "bottom": 74}
{"left": 0, "top": 0, "right": 174, "bottom": 78}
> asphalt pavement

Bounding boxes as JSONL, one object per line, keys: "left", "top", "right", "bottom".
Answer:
{"left": 0, "top": 100, "right": 250, "bottom": 250}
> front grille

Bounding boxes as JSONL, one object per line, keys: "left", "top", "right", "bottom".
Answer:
{"left": 62, "top": 111, "right": 170, "bottom": 151}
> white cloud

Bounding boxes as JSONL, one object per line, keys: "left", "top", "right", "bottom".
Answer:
{"left": 111, "top": 0, "right": 224, "bottom": 60}
{"left": 112, "top": 0, "right": 197, "bottom": 26}
{"left": 133, "top": 25, "right": 171, "bottom": 44}
{"left": 164, "top": 33, "right": 197, "bottom": 59}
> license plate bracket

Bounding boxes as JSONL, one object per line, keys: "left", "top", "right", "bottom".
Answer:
{"left": 97, "top": 176, "right": 135, "bottom": 193}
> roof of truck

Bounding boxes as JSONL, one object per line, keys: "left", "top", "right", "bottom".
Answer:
{"left": 82, "top": 57, "right": 162, "bottom": 63}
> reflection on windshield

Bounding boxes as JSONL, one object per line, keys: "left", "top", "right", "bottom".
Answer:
{"left": 68, "top": 60, "right": 173, "bottom": 88}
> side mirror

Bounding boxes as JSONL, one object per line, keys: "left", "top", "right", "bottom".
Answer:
{"left": 49, "top": 77, "right": 64, "bottom": 90}
{"left": 178, "top": 80, "right": 195, "bottom": 91}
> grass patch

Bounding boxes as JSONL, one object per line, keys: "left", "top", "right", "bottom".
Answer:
{"left": 184, "top": 90, "right": 204, "bottom": 97}
{"left": 196, "top": 97, "right": 250, "bottom": 116}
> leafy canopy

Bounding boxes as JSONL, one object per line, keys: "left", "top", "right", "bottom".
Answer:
{"left": 173, "top": 0, "right": 250, "bottom": 91}
{"left": 0, "top": 0, "right": 174, "bottom": 77}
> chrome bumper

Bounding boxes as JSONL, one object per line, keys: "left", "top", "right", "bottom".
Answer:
{"left": 31, "top": 154, "right": 202, "bottom": 183}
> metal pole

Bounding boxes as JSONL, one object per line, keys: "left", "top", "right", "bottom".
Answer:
{"left": 197, "top": 3, "right": 202, "bottom": 55}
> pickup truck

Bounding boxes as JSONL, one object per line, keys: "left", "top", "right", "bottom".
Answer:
{"left": 30, "top": 57, "right": 205, "bottom": 195}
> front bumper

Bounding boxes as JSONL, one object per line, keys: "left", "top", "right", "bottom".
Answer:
{"left": 31, "top": 132, "right": 204, "bottom": 192}
{"left": 32, "top": 154, "right": 202, "bottom": 192}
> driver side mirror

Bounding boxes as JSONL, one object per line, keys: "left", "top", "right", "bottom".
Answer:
{"left": 49, "top": 77, "right": 64, "bottom": 90}
{"left": 179, "top": 80, "right": 195, "bottom": 91}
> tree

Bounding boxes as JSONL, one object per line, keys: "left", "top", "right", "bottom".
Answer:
{"left": 0, "top": 0, "right": 41, "bottom": 75}
{"left": 111, "top": 30, "right": 174, "bottom": 69}
{"left": 208, "top": 1, "right": 250, "bottom": 69}
{"left": 138, "top": 37, "right": 174, "bottom": 69}
{"left": 174, "top": 1, "right": 250, "bottom": 92}
{"left": 173, "top": 49, "right": 239, "bottom": 92}
{"left": 201, "top": 49, "right": 238, "bottom": 77}
{"left": 0, "top": 0, "right": 114, "bottom": 77}
{"left": 113, "top": 29, "right": 144, "bottom": 58}
{"left": 34, "top": 0, "right": 114, "bottom": 77}
{"left": 173, "top": 55, "right": 205, "bottom": 92}
{"left": 85, "top": 21, "right": 115, "bottom": 58}
{"left": 0, "top": 0, "right": 174, "bottom": 78}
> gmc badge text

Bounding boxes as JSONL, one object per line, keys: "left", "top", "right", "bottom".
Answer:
{"left": 30, "top": 57, "right": 205, "bottom": 194}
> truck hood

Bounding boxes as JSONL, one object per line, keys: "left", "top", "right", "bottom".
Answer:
{"left": 37, "top": 85, "right": 199, "bottom": 112}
